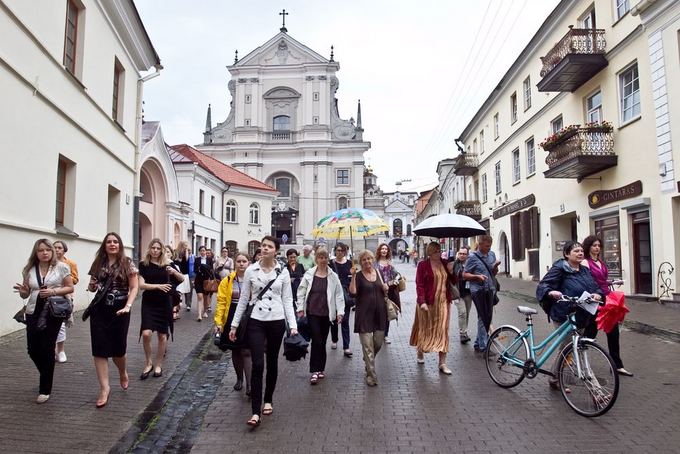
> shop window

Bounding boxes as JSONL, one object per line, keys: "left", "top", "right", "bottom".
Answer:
{"left": 595, "top": 217, "right": 621, "bottom": 278}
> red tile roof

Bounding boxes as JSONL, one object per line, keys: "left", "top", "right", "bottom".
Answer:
{"left": 168, "top": 144, "right": 277, "bottom": 193}
{"left": 415, "top": 188, "right": 436, "bottom": 216}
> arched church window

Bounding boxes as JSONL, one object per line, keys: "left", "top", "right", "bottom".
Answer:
{"left": 273, "top": 115, "right": 290, "bottom": 131}
{"left": 406, "top": 224, "right": 412, "bottom": 236}
{"left": 275, "top": 177, "right": 291, "bottom": 198}
{"left": 249, "top": 203, "right": 260, "bottom": 225}
{"left": 338, "top": 196, "right": 348, "bottom": 210}
{"left": 225, "top": 200, "right": 237, "bottom": 223}
{"left": 393, "top": 219, "right": 403, "bottom": 237}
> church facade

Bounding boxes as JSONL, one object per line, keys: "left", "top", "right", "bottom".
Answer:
{"left": 197, "top": 29, "right": 370, "bottom": 244}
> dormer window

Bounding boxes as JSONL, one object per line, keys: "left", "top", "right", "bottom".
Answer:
{"left": 273, "top": 115, "right": 290, "bottom": 131}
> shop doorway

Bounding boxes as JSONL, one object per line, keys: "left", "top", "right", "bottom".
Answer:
{"left": 632, "top": 211, "right": 652, "bottom": 294}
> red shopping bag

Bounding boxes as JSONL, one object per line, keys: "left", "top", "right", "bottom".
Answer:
{"left": 596, "top": 291, "right": 629, "bottom": 333}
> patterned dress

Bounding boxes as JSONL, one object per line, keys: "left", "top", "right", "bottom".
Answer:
{"left": 409, "top": 265, "right": 450, "bottom": 353}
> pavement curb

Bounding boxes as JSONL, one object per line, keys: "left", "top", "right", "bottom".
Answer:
{"left": 109, "top": 329, "right": 214, "bottom": 453}
{"left": 498, "top": 290, "right": 680, "bottom": 344}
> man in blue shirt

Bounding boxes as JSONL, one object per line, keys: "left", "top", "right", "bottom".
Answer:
{"left": 463, "top": 235, "right": 500, "bottom": 351}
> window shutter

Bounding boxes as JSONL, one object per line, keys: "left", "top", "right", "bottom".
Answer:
{"left": 510, "top": 213, "right": 522, "bottom": 261}
{"left": 529, "top": 207, "right": 540, "bottom": 249}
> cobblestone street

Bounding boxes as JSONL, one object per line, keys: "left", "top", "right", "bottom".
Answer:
{"left": 1, "top": 262, "right": 679, "bottom": 453}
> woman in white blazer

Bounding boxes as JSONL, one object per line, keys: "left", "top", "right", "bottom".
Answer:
{"left": 296, "top": 247, "right": 344, "bottom": 385}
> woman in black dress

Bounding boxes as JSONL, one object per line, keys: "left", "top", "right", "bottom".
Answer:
{"left": 87, "top": 232, "right": 138, "bottom": 408}
{"left": 194, "top": 245, "right": 214, "bottom": 322}
{"left": 349, "top": 249, "right": 388, "bottom": 386}
{"left": 138, "top": 239, "right": 184, "bottom": 379}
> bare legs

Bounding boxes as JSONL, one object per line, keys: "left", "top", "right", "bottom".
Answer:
{"left": 94, "top": 355, "right": 127, "bottom": 405}
{"left": 141, "top": 330, "right": 167, "bottom": 374}
{"left": 196, "top": 292, "right": 204, "bottom": 321}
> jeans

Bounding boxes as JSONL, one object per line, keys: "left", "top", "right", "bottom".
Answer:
{"left": 308, "top": 315, "right": 331, "bottom": 373}
{"left": 247, "top": 318, "right": 286, "bottom": 416}
{"left": 473, "top": 317, "right": 488, "bottom": 350}
{"left": 455, "top": 294, "right": 472, "bottom": 336}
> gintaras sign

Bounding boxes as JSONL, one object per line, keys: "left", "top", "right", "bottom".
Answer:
{"left": 588, "top": 181, "right": 643, "bottom": 209}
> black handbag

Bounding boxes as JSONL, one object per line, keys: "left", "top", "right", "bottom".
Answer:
{"left": 13, "top": 306, "right": 27, "bottom": 325}
{"left": 35, "top": 264, "right": 72, "bottom": 320}
{"left": 218, "top": 269, "right": 282, "bottom": 351}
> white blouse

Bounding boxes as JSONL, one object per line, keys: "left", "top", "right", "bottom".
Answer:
{"left": 24, "top": 261, "right": 71, "bottom": 314}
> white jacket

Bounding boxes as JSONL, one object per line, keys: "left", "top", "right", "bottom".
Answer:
{"left": 231, "top": 262, "right": 297, "bottom": 329}
{"left": 297, "top": 266, "right": 345, "bottom": 322}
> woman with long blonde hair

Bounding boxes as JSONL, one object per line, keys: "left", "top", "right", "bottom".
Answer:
{"left": 138, "top": 239, "right": 184, "bottom": 379}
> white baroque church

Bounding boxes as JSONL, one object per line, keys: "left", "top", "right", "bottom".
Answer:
{"left": 197, "top": 26, "right": 370, "bottom": 244}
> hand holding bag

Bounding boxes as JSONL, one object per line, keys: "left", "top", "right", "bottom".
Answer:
{"left": 398, "top": 274, "right": 406, "bottom": 292}
{"left": 35, "top": 264, "right": 73, "bottom": 320}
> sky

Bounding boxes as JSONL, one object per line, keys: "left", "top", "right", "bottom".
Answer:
{"left": 136, "top": 0, "right": 561, "bottom": 193}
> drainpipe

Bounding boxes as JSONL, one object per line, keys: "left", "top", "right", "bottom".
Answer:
{"left": 132, "top": 65, "right": 162, "bottom": 262}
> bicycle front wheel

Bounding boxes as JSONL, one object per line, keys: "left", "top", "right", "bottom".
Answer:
{"left": 485, "top": 326, "right": 529, "bottom": 388}
{"left": 557, "top": 339, "right": 619, "bottom": 417}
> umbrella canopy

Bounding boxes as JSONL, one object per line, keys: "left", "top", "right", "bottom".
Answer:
{"left": 312, "top": 208, "right": 389, "bottom": 239}
{"left": 413, "top": 213, "right": 486, "bottom": 238}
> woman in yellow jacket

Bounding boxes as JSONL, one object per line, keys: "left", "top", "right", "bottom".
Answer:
{"left": 214, "top": 252, "right": 252, "bottom": 394}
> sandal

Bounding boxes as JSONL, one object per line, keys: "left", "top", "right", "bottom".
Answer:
{"left": 310, "top": 373, "right": 319, "bottom": 385}
{"left": 262, "top": 403, "right": 273, "bottom": 415}
{"left": 246, "top": 414, "right": 260, "bottom": 427}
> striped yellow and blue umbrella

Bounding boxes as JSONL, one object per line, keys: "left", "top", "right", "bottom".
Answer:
{"left": 312, "top": 208, "right": 389, "bottom": 248}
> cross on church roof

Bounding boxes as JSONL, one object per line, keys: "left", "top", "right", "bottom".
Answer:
{"left": 279, "top": 9, "right": 289, "bottom": 33}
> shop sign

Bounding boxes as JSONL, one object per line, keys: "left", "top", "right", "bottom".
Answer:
{"left": 492, "top": 194, "right": 536, "bottom": 220}
{"left": 479, "top": 218, "right": 490, "bottom": 230}
{"left": 588, "top": 181, "right": 643, "bottom": 209}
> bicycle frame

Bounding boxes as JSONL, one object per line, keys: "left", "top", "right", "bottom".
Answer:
{"left": 499, "top": 314, "right": 580, "bottom": 372}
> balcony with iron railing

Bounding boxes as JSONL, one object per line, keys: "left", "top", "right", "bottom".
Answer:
{"left": 454, "top": 200, "right": 481, "bottom": 220}
{"left": 453, "top": 153, "right": 479, "bottom": 176}
{"left": 541, "top": 123, "right": 617, "bottom": 181}
{"left": 537, "top": 26, "right": 608, "bottom": 92}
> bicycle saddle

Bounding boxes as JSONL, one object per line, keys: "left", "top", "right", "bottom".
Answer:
{"left": 516, "top": 306, "right": 538, "bottom": 315}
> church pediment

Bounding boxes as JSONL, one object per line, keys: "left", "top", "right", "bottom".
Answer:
{"left": 385, "top": 199, "right": 411, "bottom": 213}
{"left": 235, "top": 32, "right": 329, "bottom": 67}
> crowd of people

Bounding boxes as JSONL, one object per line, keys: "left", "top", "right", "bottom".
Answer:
{"left": 13, "top": 232, "right": 631, "bottom": 425}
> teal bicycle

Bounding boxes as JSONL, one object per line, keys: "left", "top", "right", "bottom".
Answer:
{"left": 485, "top": 296, "right": 619, "bottom": 417}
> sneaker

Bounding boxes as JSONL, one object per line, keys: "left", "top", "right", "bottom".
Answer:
{"left": 331, "top": 342, "right": 337, "bottom": 350}
{"left": 36, "top": 394, "right": 50, "bottom": 404}
{"left": 57, "top": 351, "right": 67, "bottom": 363}
{"left": 384, "top": 337, "right": 391, "bottom": 344}
{"left": 460, "top": 334, "right": 471, "bottom": 344}
{"left": 186, "top": 306, "right": 191, "bottom": 312}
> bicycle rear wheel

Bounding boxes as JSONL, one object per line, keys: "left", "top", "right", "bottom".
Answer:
{"left": 557, "top": 339, "right": 619, "bottom": 417}
{"left": 485, "top": 326, "right": 529, "bottom": 388}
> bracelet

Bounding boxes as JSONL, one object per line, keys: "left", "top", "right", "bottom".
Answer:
{"left": 126, "top": 304, "right": 132, "bottom": 309}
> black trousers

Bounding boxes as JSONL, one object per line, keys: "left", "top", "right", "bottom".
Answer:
{"left": 26, "top": 304, "right": 62, "bottom": 395}
{"left": 584, "top": 320, "right": 624, "bottom": 369}
{"left": 308, "top": 314, "right": 331, "bottom": 373}
{"left": 247, "top": 318, "right": 286, "bottom": 416}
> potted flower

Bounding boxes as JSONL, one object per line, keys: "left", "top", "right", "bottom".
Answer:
{"left": 539, "top": 124, "right": 579, "bottom": 150}
{"left": 583, "top": 120, "right": 613, "bottom": 133}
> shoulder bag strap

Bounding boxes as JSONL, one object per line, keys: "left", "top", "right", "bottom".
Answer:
{"left": 35, "top": 264, "right": 43, "bottom": 288}
{"left": 475, "top": 252, "right": 496, "bottom": 279}
{"left": 256, "top": 268, "right": 282, "bottom": 301}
